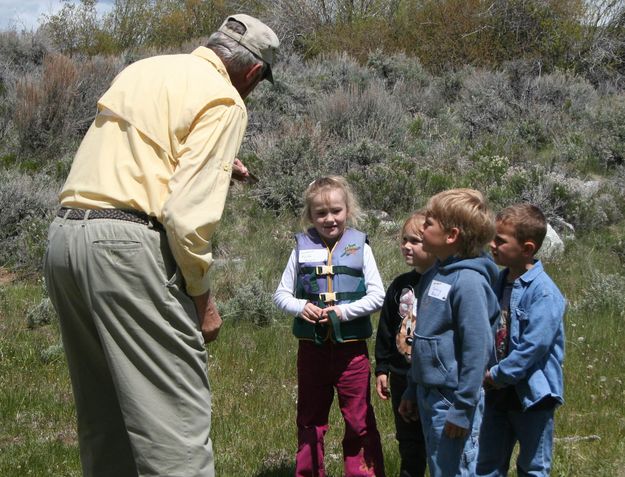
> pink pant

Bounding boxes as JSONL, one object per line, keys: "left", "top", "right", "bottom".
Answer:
{"left": 296, "top": 340, "right": 385, "bottom": 477}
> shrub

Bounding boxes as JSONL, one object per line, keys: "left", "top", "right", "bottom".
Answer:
{"left": 12, "top": 53, "right": 78, "bottom": 159}
{"left": 464, "top": 154, "right": 512, "bottom": 192}
{"left": 245, "top": 57, "right": 315, "bottom": 136}
{"left": 27, "top": 297, "right": 55, "bottom": 328}
{"left": 585, "top": 95, "right": 625, "bottom": 169}
{"left": 0, "top": 31, "right": 49, "bottom": 72}
{"left": 577, "top": 270, "right": 625, "bottom": 317}
{"left": 347, "top": 154, "right": 455, "bottom": 214}
{"left": 367, "top": 50, "right": 431, "bottom": 89}
{"left": 71, "top": 55, "right": 123, "bottom": 134}
{"left": 566, "top": 181, "right": 625, "bottom": 232}
{"left": 306, "top": 51, "right": 374, "bottom": 93}
{"left": 330, "top": 138, "right": 390, "bottom": 170}
{"left": 0, "top": 169, "right": 58, "bottom": 271}
{"left": 40, "top": 344, "right": 65, "bottom": 364}
{"left": 251, "top": 125, "right": 332, "bottom": 213}
{"left": 486, "top": 0, "right": 585, "bottom": 71}
{"left": 310, "top": 79, "right": 408, "bottom": 144}
{"left": 8, "top": 52, "right": 121, "bottom": 163}
{"left": 217, "top": 276, "right": 277, "bottom": 327}
{"left": 455, "top": 67, "right": 515, "bottom": 139}
{"left": 528, "top": 70, "right": 598, "bottom": 117}
{"left": 510, "top": 70, "right": 599, "bottom": 154}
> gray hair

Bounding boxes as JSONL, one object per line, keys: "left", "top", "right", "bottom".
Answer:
{"left": 206, "top": 19, "right": 263, "bottom": 77}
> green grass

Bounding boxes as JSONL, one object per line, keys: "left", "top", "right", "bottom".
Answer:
{"left": 0, "top": 281, "right": 80, "bottom": 476}
{"left": 1, "top": 208, "right": 624, "bottom": 476}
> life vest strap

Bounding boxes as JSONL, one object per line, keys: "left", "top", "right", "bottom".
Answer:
{"left": 300, "top": 265, "right": 363, "bottom": 277}
{"left": 303, "top": 291, "right": 366, "bottom": 303}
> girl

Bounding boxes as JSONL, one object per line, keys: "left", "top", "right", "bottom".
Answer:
{"left": 374, "top": 212, "right": 435, "bottom": 477}
{"left": 273, "top": 176, "right": 386, "bottom": 477}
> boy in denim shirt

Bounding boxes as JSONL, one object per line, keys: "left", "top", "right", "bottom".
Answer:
{"left": 399, "top": 189, "right": 500, "bottom": 477}
{"left": 477, "top": 203, "right": 566, "bottom": 477}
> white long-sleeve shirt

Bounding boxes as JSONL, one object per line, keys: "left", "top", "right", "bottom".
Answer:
{"left": 273, "top": 243, "right": 385, "bottom": 321}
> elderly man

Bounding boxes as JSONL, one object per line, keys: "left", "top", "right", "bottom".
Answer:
{"left": 43, "top": 14, "right": 278, "bottom": 477}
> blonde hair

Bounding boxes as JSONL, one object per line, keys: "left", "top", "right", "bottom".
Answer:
{"left": 496, "top": 203, "right": 547, "bottom": 251}
{"left": 400, "top": 209, "right": 427, "bottom": 242}
{"left": 300, "top": 176, "right": 362, "bottom": 230}
{"left": 425, "top": 188, "right": 495, "bottom": 258}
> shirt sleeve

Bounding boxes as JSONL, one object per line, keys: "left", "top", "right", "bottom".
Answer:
{"left": 375, "top": 277, "right": 399, "bottom": 375}
{"left": 273, "top": 249, "right": 308, "bottom": 316}
{"left": 338, "top": 244, "right": 385, "bottom": 321}
{"left": 446, "top": 273, "right": 495, "bottom": 429}
{"left": 162, "top": 102, "right": 247, "bottom": 296}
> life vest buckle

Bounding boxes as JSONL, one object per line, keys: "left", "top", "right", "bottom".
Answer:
{"left": 318, "top": 292, "right": 337, "bottom": 302}
{"left": 315, "top": 265, "right": 334, "bottom": 276}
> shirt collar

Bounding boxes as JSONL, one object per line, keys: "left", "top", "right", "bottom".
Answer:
{"left": 519, "top": 259, "right": 543, "bottom": 284}
{"left": 191, "top": 47, "right": 231, "bottom": 83}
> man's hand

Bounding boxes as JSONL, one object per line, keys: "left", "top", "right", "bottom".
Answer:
{"left": 193, "top": 291, "right": 222, "bottom": 343}
{"left": 444, "top": 421, "right": 469, "bottom": 439}
{"left": 231, "top": 158, "right": 251, "bottom": 183}
{"left": 398, "top": 399, "right": 419, "bottom": 422}
{"left": 376, "top": 374, "right": 390, "bottom": 400}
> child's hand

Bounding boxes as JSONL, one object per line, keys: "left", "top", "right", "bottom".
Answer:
{"left": 300, "top": 302, "right": 324, "bottom": 323}
{"left": 320, "top": 306, "right": 341, "bottom": 323}
{"left": 444, "top": 421, "right": 469, "bottom": 439}
{"left": 398, "top": 399, "right": 419, "bottom": 422}
{"left": 483, "top": 369, "right": 499, "bottom": 390}
{"left": 376, "top": 374, "right": 390, "bottom": 400}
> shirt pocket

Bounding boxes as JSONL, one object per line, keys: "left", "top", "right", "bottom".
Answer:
{"left": 512, "top": 308, "right": 528, "bottom": 340}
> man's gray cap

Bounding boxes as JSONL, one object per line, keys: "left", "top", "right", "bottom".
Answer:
{"left": 218, "top": 14, "right": 279, "bottom": 83}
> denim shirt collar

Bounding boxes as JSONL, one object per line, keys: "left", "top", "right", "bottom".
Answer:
{"left": 517, "top": 259, "right": 543, "bottom": 285}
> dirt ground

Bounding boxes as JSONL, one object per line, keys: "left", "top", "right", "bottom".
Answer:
{"left": 0, "top": 268, "right": 16, "bottom": 285}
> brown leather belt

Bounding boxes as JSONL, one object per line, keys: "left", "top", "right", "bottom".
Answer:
{"left": 57, "top": 207, "right": 164, "bottom": 231}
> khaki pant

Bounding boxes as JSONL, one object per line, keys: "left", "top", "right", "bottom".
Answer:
{"left": 44, "top": 215, "right": 214, "bottom": 477}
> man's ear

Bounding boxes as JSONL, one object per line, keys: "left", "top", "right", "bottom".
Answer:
{"left": 245, "top": 62, "right": 263, "bottom": 81}
{"left": 446, "top": 227, "right": 461, "bottom": 245}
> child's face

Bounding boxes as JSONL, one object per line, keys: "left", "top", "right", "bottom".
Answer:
{"left": 401, "top": 226, "right": 435, "bottom": 272}
{"left": 421, "top": 215, "right": 454, "bottom": 260}
{"left": 490, "top": 221, "right": 526, "bottom": 268}
{"left": 310, "top": 188, "right": 348, "bottom": 245}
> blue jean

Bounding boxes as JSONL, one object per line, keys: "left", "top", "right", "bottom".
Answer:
{"left": 476, "top": 404, "right": 555, "bottom": 477}
{"left": 417, "top": 386, "right": 483, "bottom": 477}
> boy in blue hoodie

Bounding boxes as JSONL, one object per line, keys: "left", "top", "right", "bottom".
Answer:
{"left": 477, "top": 204, "right": 566, "bottom": 477}
{"left": 399, "top": 189, "right": 500, "bottom": 477}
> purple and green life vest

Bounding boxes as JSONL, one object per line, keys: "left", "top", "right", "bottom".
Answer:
{"left": 294, "top": 227, "right": 372, "bottom": 345}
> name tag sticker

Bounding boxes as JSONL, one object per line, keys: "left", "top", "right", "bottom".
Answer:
{"left": 299, "top": 249, "right": 328, "bottom": 263}
{"left": 428, "top": 280, "right": 451, "bottom": 301}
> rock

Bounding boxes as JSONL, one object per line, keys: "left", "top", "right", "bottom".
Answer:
{"left": 366, "top": 210, "right": 398, "bottom": 232}
{"left": 537, "top": 223, "right": 565, "bottom": 260}
{"left": 368, "top": 210, "right": 392, "bottom": 222}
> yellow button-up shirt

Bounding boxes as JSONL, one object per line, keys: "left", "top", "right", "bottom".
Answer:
{"left": 60, "top": 47, "right": 248, "bottom": 296}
